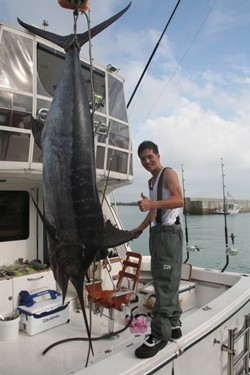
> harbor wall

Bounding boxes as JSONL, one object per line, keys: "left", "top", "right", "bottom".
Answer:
{"left": 185, "top": 198, "right": 250, "bottom": 215}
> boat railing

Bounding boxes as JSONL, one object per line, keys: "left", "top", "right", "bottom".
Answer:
{"left": 0, "top": 125, "right": 134, "bottom": 191}
{"left": 222, "top": 313, "right": 250, "bottom": 375}
{"left": 0, "top": 125, "right": 42, "bottom": 172}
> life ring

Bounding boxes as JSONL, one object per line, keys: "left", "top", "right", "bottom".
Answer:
{"left": 58, "top": 0, "right": 90, "bottom": 11}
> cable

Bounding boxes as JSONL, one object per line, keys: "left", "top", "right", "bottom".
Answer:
{"left": 42, "top": 305, "right": 138, "bottom": 356}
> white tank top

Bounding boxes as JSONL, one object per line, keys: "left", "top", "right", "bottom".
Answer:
{"left": 149, "top": 168, "right": 180, "bottom": 226}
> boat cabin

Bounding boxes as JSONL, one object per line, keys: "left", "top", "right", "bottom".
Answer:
{"left": 0, "top": 22, "right": 133, "bottom": 266}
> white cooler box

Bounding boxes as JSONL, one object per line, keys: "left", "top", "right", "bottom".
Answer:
{"left": 17, "top": 289, "right": 70, "bottom": 336}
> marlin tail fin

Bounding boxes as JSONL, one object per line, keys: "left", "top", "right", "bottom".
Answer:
{"left": 17, "top": 2, "right": 131, "bottom": 50}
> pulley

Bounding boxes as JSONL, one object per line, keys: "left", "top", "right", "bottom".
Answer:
{"left": 58, "top": 0, "right": 90, "bottom": 11}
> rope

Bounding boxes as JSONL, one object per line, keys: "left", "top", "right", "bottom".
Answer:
{"left": 64, "top": 10, "right": 81, "bottom": 51}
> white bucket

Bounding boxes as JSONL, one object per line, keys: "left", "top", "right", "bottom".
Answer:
{"left": 0, "top": 313, "right": 20, "bottom": 341}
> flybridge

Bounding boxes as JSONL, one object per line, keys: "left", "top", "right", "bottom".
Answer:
{"left": 0, "top": 22, "right": 133, "bottom": 190}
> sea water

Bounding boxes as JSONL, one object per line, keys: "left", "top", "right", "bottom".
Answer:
{"left": 114, "top": 205, "right": 250, "bottom": 274}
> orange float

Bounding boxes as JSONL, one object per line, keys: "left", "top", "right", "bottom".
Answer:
{"left": 58, "top": 0, "right": 90, "bottom": 11}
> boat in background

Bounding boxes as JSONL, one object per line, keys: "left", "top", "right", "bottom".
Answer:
{"left": 0, "top": 18, "right": 249, "bottom": 375}
{"left": 216, "top": 193, "right": 241, "bottom": 215}
{"left": 216, "top": 159, "right": 241, "bottom": 215}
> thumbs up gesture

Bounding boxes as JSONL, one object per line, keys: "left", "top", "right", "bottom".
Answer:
{"left": 137, "top": 192, "right": 152, "bottom": 212}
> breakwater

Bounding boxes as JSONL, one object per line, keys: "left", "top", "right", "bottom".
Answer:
{"left": 114, "top": 198, "right": 250, "bottom": 215}
{"left": 185, "top": 198, "right": 250, "bottom": 215}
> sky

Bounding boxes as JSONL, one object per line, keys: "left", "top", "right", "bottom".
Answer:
{"left": 1, "top": 0, "right": 250, "bottom": 202}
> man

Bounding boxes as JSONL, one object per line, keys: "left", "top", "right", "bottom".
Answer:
{"left": 133, "top": 140, "right": 184, "bottom": 359}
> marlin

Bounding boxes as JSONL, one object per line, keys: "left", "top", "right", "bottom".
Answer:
{"left": 17, "top": 3, "right": 133, "bottom": 344}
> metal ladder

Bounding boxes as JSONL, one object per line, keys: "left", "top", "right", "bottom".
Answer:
{"left": 222, "top": 314, "right": 250, "bottom": 375}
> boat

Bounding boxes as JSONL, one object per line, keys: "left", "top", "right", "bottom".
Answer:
{"left": 216, "top": 193, "right": 241, "bottom": 215}
{"left": 0, "top": 18, "right": 250, "bottom": 375}
{"left": 216, "top": 159, "right": 241, "bottom": 215}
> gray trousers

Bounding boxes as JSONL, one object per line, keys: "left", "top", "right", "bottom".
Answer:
{"left": 149, "top": 223, "right": 183, "bottom": 341}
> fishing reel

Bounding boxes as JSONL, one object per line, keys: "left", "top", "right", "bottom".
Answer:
{"left": 37, "top": 108, "right": 49, "bottom": 124}
{"left": 225, "top": 246, "right": 238, "bottom": 256}
{"left": 186, "top": 244, "right": 200, "bottom": 252}
{"left": 226, "top": 232, "right": 238, "bottom": 256}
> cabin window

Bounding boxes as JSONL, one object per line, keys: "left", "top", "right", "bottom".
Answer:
{"left": 96, "top": 146, "right": 105, "bottom": 169}
{"left": 107, "top": 149, "right": 128, "bottom": 174}
{"left": 0, "top": 131, "right": 30, "bottom": 162}
{"left": 0, "top": 91, "right": 32, "bottom": 129}
{"left": 108, "top": 75, "right": 127, "bottom": 122}
{"left": 0, "top": 191, "right": 29, "bottom": 242}
{"left": 31, "top": 99, "right": 51, "bottom": 163}
{"left": 108, "top": 120, "right": 129, "bottom": 149}
{"left": 37, "top": 99, "right": 51, "bottom": 114}
{"left": 83, "top": 64, "right": 106, "bottom": 114}
{"left": 36, "top": 43, "right": 106, "bottom": 111}
{"left": 0, "top": 30, "right": 33, "bottom": 92}
{"left": 32, "top": 141, "right": 43, "bottom": 163}
{"left": 37, "top": 43, "right": 64, "bottom": 97}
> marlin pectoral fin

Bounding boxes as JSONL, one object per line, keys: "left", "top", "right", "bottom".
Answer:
{"left": 102, "top": 219, "right": 135, "bottom": 248}
{"left": 17, "top": 2, "right": 131, "bottom": 49}
{"left": 32, "top": 118, "right": 43, "bottom": 150}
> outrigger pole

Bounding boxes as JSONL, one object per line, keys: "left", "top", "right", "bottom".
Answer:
{"left": 127, "top": 0, "right": 183, "bottom": 108}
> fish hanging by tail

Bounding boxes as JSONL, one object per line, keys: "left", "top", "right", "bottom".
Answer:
{"left": 18, "top": 2, "right": 133, "bottom": 353}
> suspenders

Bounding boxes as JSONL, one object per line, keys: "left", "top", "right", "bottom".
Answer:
{"left": 155, "top": 168, "right": 167, "bottom": 224}
{"left": 149, "top": 167, "right": 180, "bottom": 225}
{"left": 148, "top": 167, "right": 167, "bottom": 224}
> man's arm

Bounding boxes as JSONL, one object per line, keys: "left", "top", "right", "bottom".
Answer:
{"left": 160, "top": 168, "right": 184, "bottom": 208}
{"left": 131, "top": 209, "right": 153, "bottom": 238}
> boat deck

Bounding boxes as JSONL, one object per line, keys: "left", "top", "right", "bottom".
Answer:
{"left": 0, "top": 269, "right": 249, "bottom": 375}
{"left": 0, "top": 275, "right": 197, "bottom": 375}
{"left": 0, "top": 300, "right": 149, "bottom": 375}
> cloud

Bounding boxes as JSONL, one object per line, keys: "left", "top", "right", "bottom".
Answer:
{"left": 116, "top": 97, "right": 250, "bottom": 202}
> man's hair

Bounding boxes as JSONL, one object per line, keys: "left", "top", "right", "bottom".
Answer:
{"left": 137, "top": 141, "right": 159, "bottom": 156}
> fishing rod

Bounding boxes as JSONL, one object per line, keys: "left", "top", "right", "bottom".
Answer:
{"left": 181, "top": 164, "right": 199, "bottom": 263}
{"left": 220, "top": 158, "right": 229, "bottom": 272}
{"left": 220, "top": 158, "right": 238, "bottom": 272}
{"left": 127, "top": 0, "right": 183, "bottom": 108}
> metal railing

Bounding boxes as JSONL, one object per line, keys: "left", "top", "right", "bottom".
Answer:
{"left": 222, "top": 314, "right": 250, "bottom": 375}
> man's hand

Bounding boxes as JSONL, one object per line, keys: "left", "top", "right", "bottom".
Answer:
{"left": 131, "top": 227, "right": 143, "bottom": 239}
{"left": 137, "top": 192, "right": 152, "bottom": 212}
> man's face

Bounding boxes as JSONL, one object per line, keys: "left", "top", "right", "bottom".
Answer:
{"left": 139, "top": 148, "right": 160, "bottom": 172}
